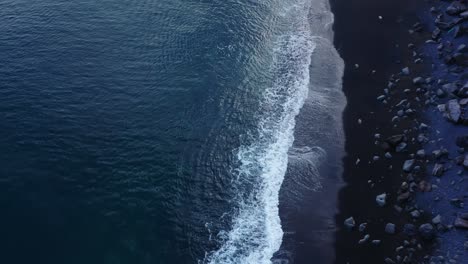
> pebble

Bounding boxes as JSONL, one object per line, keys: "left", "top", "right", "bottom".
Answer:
{"left": 403, "top": 159, "right": 415, "bottom": 172}
{"left": 401, "top": 67, "right": 410, "bottom": 75}
{"left": 432, "top": 214, "right": 442, "bottom": 225}
{"left": 419, "top": 224, "right": 435, "bottom": 240}
{"left": 385, "top": 223, "right": 396, "bottom": 234}
{"left": 359, "top": 223, "right": 367, "bottom": 232}
{"left": 344, "top": 217, "right": 355, "bottom": 229}
{"left": 376, "top": 193, "right": 387, "bottom": 207}
{"left": 358, "top": 234, "right": 370, "bottom": 244}
{"left": 416, "top": 149, "right": 426, "bottom": 158}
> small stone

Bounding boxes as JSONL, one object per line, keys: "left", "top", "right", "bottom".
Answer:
{"left": 419, "top": 123, "right": 428, "bottom": 130}
{"left": 413, "top": 77, "right": 424, "bottom": 85}
{"left": 385, "top": 152, "right": 392, "bottom": 159}
{"left": 411, "top": 210, "right": 421, "bottom": 218}
{"left": 416, "top": 149, "right": 426, "bottom": 158}
{"left": 358, "top": 234, "right": 370, "bottom": 244}
{"left": 402, "top": 67, "right": 410, "bottom": 75}
{"left": 419, "top": 224, "right": 435, "bottom": 240}
{"left": 432, "top": 27, "right": 441, "bottom": 39}
{"left": 446, "top": 1, "right": 467, "bottom": 16}
{"left": 446, "top": 99, "right": 461, "bottom": 123}
{"left": 442, "top": 83, "right": 459, "bottom": 94}
{"left": 436, "top": 89, "right": 446, "bottom": 97}
{"left": 403, "top": 159, "right": 415, "bottom": 172}
{"left": 454, "top": 216, "right": 468, "bottom": 229}
{"left": 344, "top": 217, "right": 355, "bottom": 229}
{"left": 450, "top": 198, "right": 463, "bottom": 208}
{"left": 385, "top": 223, "right": 396, "bottom": 234}
{"left": 432, "top": 163, "right": 444, "bottom": 177}
{"left": 359, "top": 223, "right": 367, "bottom": 232}
{"left": 432, "top": 215, "right": 442, "bottom": 225}
{"left": 457, "top": 44, "right": 467, "bottom": 52}
{"left": 396, "top": 142, "right": 407, "bottom": 152}
{"left": 376, "top": 193, "right": 387, "bottom": 207}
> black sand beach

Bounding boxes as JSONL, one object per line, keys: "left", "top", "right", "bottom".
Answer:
{"left": 331, "top": 0, "right": 426, "bottom": 262}
{"left": 329, "top": 0, "right": 468, "bottom": 263}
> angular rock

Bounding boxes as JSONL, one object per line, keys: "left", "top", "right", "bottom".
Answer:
{"left": 432, "top": 163, "right": 445, "bottom": 177}
{"left": 403, "top": 159, "right": 415, "bottom": 172}
{"left": 411, "top": 210, "right": 421, "bottom": 218}
{"left": 359, "top": 223, "right": 367, "bottom": 232}
{"left": 401, "top": 67, "right": 410, "bottom": 75}
{"left": 376, "top": 193, "right": 387, "bottom": 207}
{"left": 385, "top": 135, "right": 406, "bottom": 149}
{"left": 454, "top": 216, "right": 468, "bottom": 229}
{"left": 416, "top": 149, "right": 426, "bottom": 158}
{"left": 413, "top": 77, "right": 424, "bottom": 85}
{"left": 442, "top": 83, "right": 459, "bottom": 95}
{"left": 432, "top": 215, "right": 442, "bottom": 225}
{"left": 446, "top": 99, "right": 461, "bottom": 123}
{"left": 396, "top": 142, "right": 407, "bottom": 152}
{"left": 446, "top": 1, "right": 467, "bottom": 16}
{"left": 457, "top": 43, "right": 467, "bottom": 52}
{"left": 385, "top": 223, "right": 396, "bottom": 234}
{"left": 432, "top": 27, "right": 441, "bottom": 39}
{"left": 358, "top": 234, "right": 370, "bottom": 244}
{"left": 344, "top": 217, "right": 355, "bottom": 229}
{"left": 461, "top": 10, "right": 468, "bottom": 19}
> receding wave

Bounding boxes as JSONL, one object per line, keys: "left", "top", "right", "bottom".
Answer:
{"left": 205, "top": 1, "right": 316, "bottom": 263}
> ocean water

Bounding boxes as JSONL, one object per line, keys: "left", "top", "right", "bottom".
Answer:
{"left": 0, "top": 0, "right": 345, "bottom": 264}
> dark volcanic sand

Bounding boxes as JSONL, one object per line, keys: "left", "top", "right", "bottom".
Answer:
{"left": 330, "top": 0, "right": 428, "bottom": 263}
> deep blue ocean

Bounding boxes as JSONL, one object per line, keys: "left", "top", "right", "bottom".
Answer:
{"left": 0, "top": 0, "right": 345, "bottom": 263}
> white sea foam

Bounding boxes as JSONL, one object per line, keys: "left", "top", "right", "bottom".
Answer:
{"left": 205, "top": 1, "right": 317, "bottom": 263}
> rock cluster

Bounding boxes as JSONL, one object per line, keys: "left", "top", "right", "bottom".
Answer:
{"left": 342, "top": 1, "right": 467, "bottom": 262}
